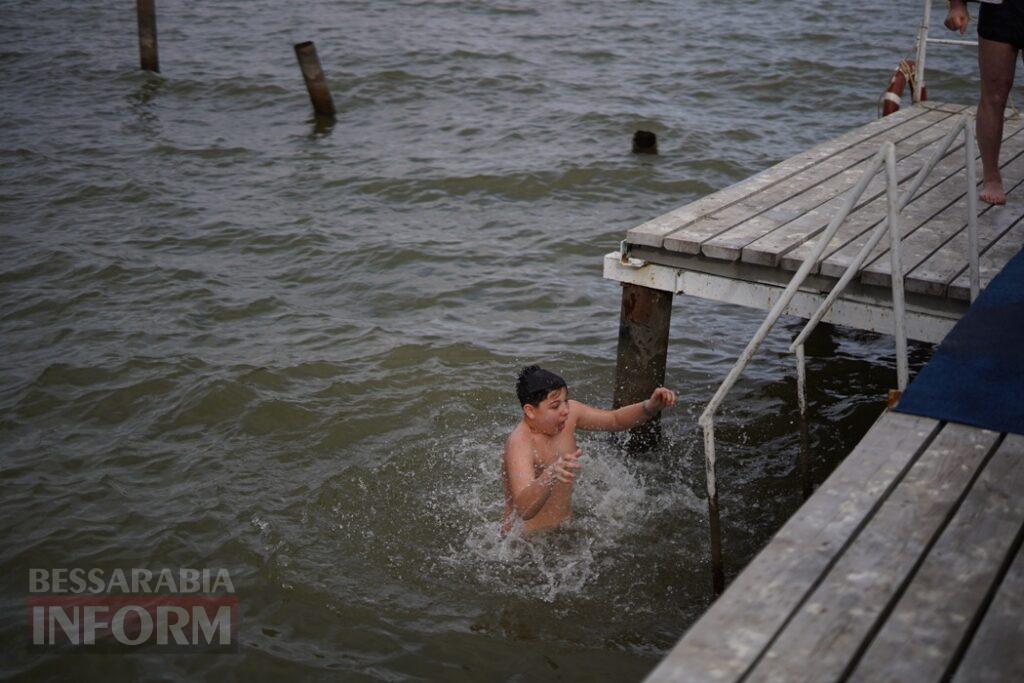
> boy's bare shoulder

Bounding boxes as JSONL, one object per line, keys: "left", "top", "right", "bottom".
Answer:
{"left": 504, "top": 422, "right": 532, "bottom": 454}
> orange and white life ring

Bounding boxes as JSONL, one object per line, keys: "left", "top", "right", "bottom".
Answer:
{"left": 881, "top": 59, "right": 927, "bottom": 117}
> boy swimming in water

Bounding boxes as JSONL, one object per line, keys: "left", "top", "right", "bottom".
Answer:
{"left": 501, "top": 365, "right": 677, "bottom": 534}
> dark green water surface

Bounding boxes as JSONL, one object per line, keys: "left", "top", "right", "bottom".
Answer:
{"left": 0, "top": 1, "right": 983, "bottom": 680}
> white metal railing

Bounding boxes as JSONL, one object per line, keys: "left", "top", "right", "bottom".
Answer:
{"left": 698, "top": 113, "right": 981, "bottom": 593}
{"left": 914, "top": 0, "right": 979, "bottom": 104}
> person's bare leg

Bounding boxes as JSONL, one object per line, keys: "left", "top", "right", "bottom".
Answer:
{"left": 977, "top": 38, "right": 1018, "bottom": 204}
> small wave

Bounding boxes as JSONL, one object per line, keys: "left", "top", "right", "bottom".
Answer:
{"left": 240, "top": 399, "right": 321, "bottom": 437}
{"left": 79, "top": 377, "right": 179, "bottom": 425}
{"left": 353, "top": 165, "right": 699, "bottom": 202}
{"left": 150, "top": 143, "right": 253, "bottom": 160}
{"left": 553, "top": 49, "right": 619, "bottom": 62}
{"left": 0, "top": 251, "right": 75, "bottom": 284}
{"left": 448, "top": 48, "right": 532, "bottom": 63}
{"left": 155, "top": 377, "right": 257, "bottom": 431}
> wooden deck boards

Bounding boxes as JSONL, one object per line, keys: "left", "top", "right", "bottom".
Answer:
{"left": 623, "top": 102, "right": 1024, "bottom": 683}
{"left": 626, "top": 106, "right": 933, "bottom": 249}
{"left": 948, "top": 209, "right": 1024, "bottom": 299}
{"left": 640, "top": 412, "right": 940, "bottom": 683}
{"left": 848, "top": 434, "right": 1024, "bottom": 683}
{"left": 951, "top": 524, "right": 1024, "bottom": 683}
{"left": 698, "top": 110, "right": 969, "bottom": 263}
{"left": 861, "top": 147, "right": 1024, "bottom": 293}
{"left": 620, "top": 103, "right": 1024, "bottom": 318}
{"left": 661, "top": 108, "right": 960, "bottom": 256}
{"left": 783, "top": 117, "right": 1024, "bottom": 278}
{"left": 741, "top": 120, "right": 983, "bottom": 269}
{"left": 644, "top": 415, "right": 1024, "bottom": 683}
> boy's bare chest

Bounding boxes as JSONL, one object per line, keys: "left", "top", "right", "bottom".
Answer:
{"left": 529, "top": 431, "right": 577, "bottom": 471}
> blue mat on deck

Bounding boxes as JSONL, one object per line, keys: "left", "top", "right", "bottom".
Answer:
{"left": 895, "top": 248, "right": 1024, "bottom": 436}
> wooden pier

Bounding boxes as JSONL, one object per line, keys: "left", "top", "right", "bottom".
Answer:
{"left": 606, "top": 103, "right": 1024, "bottom": 346}
{"left": 644, "top": 411, "right": 1024, "bottom": 682}
{"left": 603, "top": 103, "right": 1024, "bottom": 681}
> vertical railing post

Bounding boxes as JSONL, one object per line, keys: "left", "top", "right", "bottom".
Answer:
{"left": 796, "top": 344, "right": 808, "bottom": 420}
{"left": 965, "top": 117, "right": 981, "bottom": 300}
{"left": 914, "top": 0, "right": 931, "bottom": 103}
{"left": 885, "top": 142, "right": 910, "bottom": 391}
{"left": 703, "top": 420, "right": 724, "bottom": 594}
{"left": 796, "top": 344, "right": 812, "bottom": 499}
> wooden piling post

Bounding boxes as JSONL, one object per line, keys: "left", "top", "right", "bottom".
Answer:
{"left": 294, "top": 41, "right": 336, "bottom": 118}
{"left": 136, "top": 0, "right": 159, "bottom": 73}
{"left": 632, "top": 130, "right": 658, "bottom": 154}
{"left": 612, "top": 283, "right": 673, "bottom": 451}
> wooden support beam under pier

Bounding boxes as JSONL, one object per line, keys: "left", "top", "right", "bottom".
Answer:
{"left": 612, "top": 283, "right": 672, "bottom": 450}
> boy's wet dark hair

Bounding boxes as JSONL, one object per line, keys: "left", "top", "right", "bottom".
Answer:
{"left": 516, "top": 365, "right": 568, "bottom": 407}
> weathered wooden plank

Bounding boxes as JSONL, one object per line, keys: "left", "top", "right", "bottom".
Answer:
{"left": 771, "top": 117, "right": 1024, "bottom": 273}
{"left": 815, "top": 121, "right": 1024, "bottom": 282}
{"left": 659, "top": 108, "right": 961, "bottom": 255}
{"left": 643, "top": 412, "right": 940, "bottom": 683}
{"left": 861, "top": 150, "right": 1024, "bottom": 292}
{"left": 739, "top": 120, "right": 992, "bottom": 268}
{"left": 774, "top": 147, "right": 967, "bottom": 273}
{"left": 920, "top": 101, "right": 975, "bottom": 114}
{"left": 948, "top": 218, "right": 1024, "bottom": 300}
{"left": 661, "top": 108, "right": 960, "bottom": 256}
{"left": 950, "top": 527, "right": 1024, "bottom": 683}
{"left": 745, "top": 422, "right": 1000, "bottom": 683}
{"left": 781, "top": 110, "right": 1021, "bottom": 275}
{"left": 625, "top": 106, "right": 934, "bottom": 248}
{"left": 847, "top": 434, "right": 1024, "bottom": 683}
{"left": 699, "top": 121, "right": 959, "bottom": 263}
{"left": 904, "top": 149, "right": 1024, "bottom": 299}
{"left": 903, "top": 181, "right": 1024, "bottom": 297}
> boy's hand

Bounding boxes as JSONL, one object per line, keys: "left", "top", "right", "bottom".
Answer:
{"left": 644, "top": 387, "right": 677, "bottom": 415}
{"left": 548, "top": 448, "right": 582, "bottom": 484}
{"left": 945, "top": 1, "right": 969, "bottom": 35}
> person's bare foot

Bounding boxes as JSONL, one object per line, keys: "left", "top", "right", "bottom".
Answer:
{"left": 980, "top": 178, "right": 1007, "bottom": 205}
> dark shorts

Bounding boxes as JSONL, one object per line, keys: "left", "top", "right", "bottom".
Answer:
{"left": 979, "top": 0, "right": 1024, "bottom": 49}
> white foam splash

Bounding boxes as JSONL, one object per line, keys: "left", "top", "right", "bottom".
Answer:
{"left": 439, "top": 432, "right": 702, "bottom": 603}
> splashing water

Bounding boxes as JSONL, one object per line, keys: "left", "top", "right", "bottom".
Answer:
{"left": 439, "top": 429, "right": 706, "bottom": 603}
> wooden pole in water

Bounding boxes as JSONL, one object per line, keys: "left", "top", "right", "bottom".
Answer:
{"left": 632, "top": 130, "right": 658, "bottom": 154}
{"left": 294, "top": 41, "right": 337, "bottom": 118}
{"left": 136, "top": 0, "right": 159, "bottom": 73}
{"left": 612, "top": 283, "right": 673, "bottom": 451}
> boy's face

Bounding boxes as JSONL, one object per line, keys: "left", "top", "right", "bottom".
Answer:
{"left": 524, "top": 387, "right": 570, "bottom": 436}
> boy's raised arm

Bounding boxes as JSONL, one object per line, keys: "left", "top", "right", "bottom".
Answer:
{"left": 571, "top": 387, "right": 677, "bottom": 432}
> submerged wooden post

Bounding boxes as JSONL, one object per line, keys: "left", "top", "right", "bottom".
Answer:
{"left": 613, "top": 283, "right": 673, "bottom": 451}
{"left": 136, "top": 0, "right": 159, "bottom": 73}
{"left": 632, "top": 130, "right": 658, "bottom": 154}
{"left": 294, "top": 41, "right": 336, "bottom": 118}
